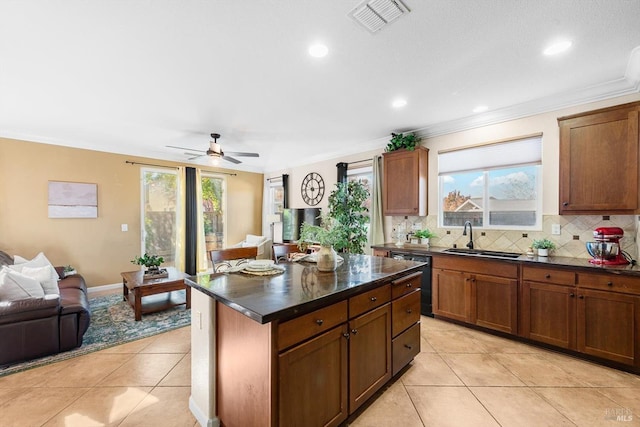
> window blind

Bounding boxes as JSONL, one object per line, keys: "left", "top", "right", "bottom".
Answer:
{"left": 439, "top": 134, "right": 542, "bottom": 175}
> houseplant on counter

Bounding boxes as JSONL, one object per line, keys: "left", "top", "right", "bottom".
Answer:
{"left": 131, "top": 253, "right": 167, "bottom": 277}
{"left": 299, "top": 217, "right": 346, "bottom": 272}
{"left": 532, "top": 238, "right": 556, "bottom": 257}
{"left": 414, "top": 229, "right": 436, "bottom": 246}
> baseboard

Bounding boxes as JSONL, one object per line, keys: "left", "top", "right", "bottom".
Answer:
{"left": 189, "top": 396, "right": 220, "bottom": 427}
{"left": 87, "top": 282, "right": 121, "bottom": 295}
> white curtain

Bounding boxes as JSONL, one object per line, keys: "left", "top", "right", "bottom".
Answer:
{"left": 369, "top": 155, "right": 385, "bottom": 245}
{"left": 195, "top": 168, "right": 209, "bottom": 272}
{"left": 262, "top": 177, "right": 270, "bottom": 236}
{"left": 174, "top": 166, "right": 186, "bottom": 272}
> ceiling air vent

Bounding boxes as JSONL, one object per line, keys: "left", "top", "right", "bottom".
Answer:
{"left": 349, "top": 0, "right": 410, "bottom": 34}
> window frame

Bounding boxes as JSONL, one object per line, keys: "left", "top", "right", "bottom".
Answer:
{"left": 438, "top": 136, "right": 543, "bottom": 231}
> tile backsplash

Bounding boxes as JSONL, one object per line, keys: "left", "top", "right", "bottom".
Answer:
{"left": 390, "top": 214, "right": 639, "bottom": 262}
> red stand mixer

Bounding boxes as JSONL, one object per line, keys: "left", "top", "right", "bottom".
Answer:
{"left": 586, "top": 227, "right": 629, "bottom": 265}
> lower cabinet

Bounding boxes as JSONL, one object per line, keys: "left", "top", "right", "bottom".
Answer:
{"left": 348, "top": 304, "right": 392, "bottom": 413}
{"left": 577, "top": 288, "right": 639, "bottom": 366}
{"left": 433, "top": 256, "right": 518, "bottom": 334}
{"left": 277, "top": 275, "right": 421, "bottom": 425}
{"left": 522, "top": 266, "right": 640, "bottom": 368}
{"left": 521, "top": 280, "right": 576, "bottom": 349}
{"left": 279, "top": 325, "right": 349, "bottom": 427}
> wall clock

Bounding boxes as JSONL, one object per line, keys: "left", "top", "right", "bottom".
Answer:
{"left": 301, "top": 172, "right": 325, "bottom": 206}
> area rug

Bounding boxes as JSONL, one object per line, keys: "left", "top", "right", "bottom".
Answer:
{"left": 0, "top": 291, "right": 191, "bottom": 377}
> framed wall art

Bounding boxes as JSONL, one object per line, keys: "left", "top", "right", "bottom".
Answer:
{"left": 48, "top": 181, "right": 98, "bottom": 218}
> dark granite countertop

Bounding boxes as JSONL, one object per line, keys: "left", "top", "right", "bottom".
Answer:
{"left": 372, "top": 243, "right": 640, "bottom": 277}
{"left": 185, "top": 253, "right": 424, "bottom": 324}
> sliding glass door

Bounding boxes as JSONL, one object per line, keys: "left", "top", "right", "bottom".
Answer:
{"left": 141, "top": 168, "right": 177, "bottom": 266}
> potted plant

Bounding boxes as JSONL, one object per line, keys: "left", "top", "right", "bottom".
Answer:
{"left": 385, "top": 132, "right": 422, "bottom": 152}
{"left": 63, "top": 265, "right": 77, "bottom": 277}
{"left": 414, "top": 229, "right": 436, "bottom": 245}
{"left": 532, "top": 238, "right": 556, "bottom": 257}
{"left": 327, "top": 180, "right": 370, "bottom": 254}
{"left": 131, "top": 253, "right": 165, "bottom": 272}
{"left": 299, "top": 216, "right": 346, "bottom": 272}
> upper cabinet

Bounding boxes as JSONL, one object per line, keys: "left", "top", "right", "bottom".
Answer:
{"left": 558, "top": 101, "right": 640, "bottom": 215}
{"left": 382, "top": 147, "right": 429, "bottom": 216}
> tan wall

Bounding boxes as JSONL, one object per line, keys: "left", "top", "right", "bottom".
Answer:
{"left": 0, "top": 137, "right": 263, "bottom": 287}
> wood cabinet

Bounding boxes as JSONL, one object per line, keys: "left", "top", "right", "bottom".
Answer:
{"left": 372, "top": 248, "right": 390, "bottom": 257}
{"left": 558, "top": 101, "right": 640, "bottom": 214}
{"left": 382, "top": 146, "right": 429, "bottom": 216}
{"left": 348, "top": 304, "right": 392, "bottom": 412}
{"left": 576, "top": 272, "right": 640, "bottom": 367}
{"left": 521, "top": 266, "right": 640, "bottom": 368}
{"left": 521, "top": 266, "right": 577, "bottom": 349}
{"left": 279, "top": 325, "right": 349, "bottom": 427}
{"left": 432, "top": 255, "right": 518, "bottom": 334}
{"left": 276, "top": 275, "right": 420, "bottom": 424}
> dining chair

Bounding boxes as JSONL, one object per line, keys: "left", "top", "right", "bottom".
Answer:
{"left": 209, "top": 246, "right": 258, "bottom": 272}
{"left": 272, "top": 244, "right": 300, "bottom": 264}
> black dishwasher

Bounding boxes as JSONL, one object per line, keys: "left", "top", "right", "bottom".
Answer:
{"left": 390, "top": 251, "right": 433, "bottom": 317}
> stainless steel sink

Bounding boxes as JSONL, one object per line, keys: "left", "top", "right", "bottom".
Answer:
{"left": 444, "top": 248, "right": 522, "bottom": 259}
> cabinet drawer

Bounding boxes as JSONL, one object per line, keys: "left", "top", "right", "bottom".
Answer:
{"left": 576, "top": 272, "right": 640, "bottom": 295}
{"left": 522, "top": 266, "right": 575, "bottom": 286}
{"left": 391, "top": 272, "right": 422, "bottom": 299}
{"left": 392, "top": 322, "right": 420, "bottom": 376}
{"left": 392, "top": 289, "right": 421, "bottom": 337}
{"left": 349, "top": 284, "right": 391, "bottom": 319}
{"left": 278, "top": 301, "right": 348, "bottom": 351}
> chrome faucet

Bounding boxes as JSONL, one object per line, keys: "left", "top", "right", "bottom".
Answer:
{"left": 463, "top": 221, "right": 474, "bottom": 249}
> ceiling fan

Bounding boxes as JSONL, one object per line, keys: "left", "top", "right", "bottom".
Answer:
{"left": 167, "top": 133, "right": 259, "bottom": 164}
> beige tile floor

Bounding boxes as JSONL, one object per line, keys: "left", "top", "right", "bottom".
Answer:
{"left": 1, "top": 315, "right": 639, "bottom": 426}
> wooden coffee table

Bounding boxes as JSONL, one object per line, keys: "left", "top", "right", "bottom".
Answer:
{"left": 121, "top": 267, "right": 191, "bottom": 321}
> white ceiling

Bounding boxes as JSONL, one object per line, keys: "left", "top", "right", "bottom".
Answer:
{"left": 1, "top": 1, "right": 639, "bottom": 173}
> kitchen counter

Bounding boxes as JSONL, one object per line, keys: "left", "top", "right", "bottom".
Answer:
{"left": 186, "top": 253, "right": 425, "bottom": 427}
{"left": 372, "top": 243, "right": 640, "bottom": 277}
{"left": 186, "top": 253, "right": 424, "bottom": 323}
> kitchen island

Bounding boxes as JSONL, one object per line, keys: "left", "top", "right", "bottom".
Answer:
{"left": 186, "top": 254, "right": 424, "bottom": 427}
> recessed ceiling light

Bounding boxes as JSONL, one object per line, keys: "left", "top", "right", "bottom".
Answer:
{"left": 308, "top": 43, "right": 328, "bottom": 58}
{"left": 543, "top": 40, "right": 572, "bottom": 56}
{"left": 473, "top": 105, "right": 488, "bottom": 113}
{"left": 392, "top": 99, "right": 407, "bottom": 108}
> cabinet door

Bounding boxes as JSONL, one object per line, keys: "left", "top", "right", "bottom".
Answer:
{"left": 382, "top": 147, "right": 428, "bottom": 216}
{"left": 521, "top": 281, "right": 576, "bottom": 349}
{"left": 432, "top": 268, "right": 470, "bottom": 322}
{"left": 576, "top": 288, "right": 640, "bottom": 366}
{"left": 471, "top": 274, "right": 518, "bottom": 334}
{"left": 279, "top": 324, "right": 349, "bottom": 427}
{"left": 348, "top": 303, "right": 392, "bottom": 414}
{"left": 559, "top": 105, "right": 639, "bottom": 214}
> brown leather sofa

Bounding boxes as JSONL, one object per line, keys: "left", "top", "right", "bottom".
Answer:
{"left": 0, "top": 254, "right": 91, "bottom": 366}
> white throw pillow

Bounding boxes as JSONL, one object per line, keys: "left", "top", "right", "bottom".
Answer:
{"left": 8, "top": 252, "right": 59, "bottom": 280}
{"left": 40, "top": 278, "right": 60, "bottom": 296}
{"left": 245, "top": 235, "right": 266, "bottom": 246}
{"left": 21, "top": 265, "right": 56, "bottom": 283}
{"left": 0, "top": 268, "right": 45, "bottom": 299}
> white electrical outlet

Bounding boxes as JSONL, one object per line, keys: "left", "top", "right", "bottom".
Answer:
{"left": 551, "top": 224, "right": 561, "bottom": 235}
{"left": 121, "top": 224, "right": 128, "bottom": 232}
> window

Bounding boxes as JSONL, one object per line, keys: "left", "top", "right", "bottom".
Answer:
{"left": 268, "top": 177, "right": 285, "bottom": 218}
{"left": 438, "top": 135, "right": 542, "bottom": 230}
{"left": 141, "top": 168, "right": 178, "bottom": 265}
{"left": 202, "top": 173, "right": 226, "bottom": 251}
{"left": 347, "top": 165, "right": 373, "bottom": 217}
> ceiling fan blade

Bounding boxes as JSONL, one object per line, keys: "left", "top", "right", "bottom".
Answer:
{"left": 188, "top": 154, "right": 205, "bottom": 160}
{"left": 221, "top": 155, "right": 242, "bottom": 164}
{"left": 166, "top": 145, "right": 206, "bottom": 153}
{"left": 224, "top": 151, "right": 260, "bottom": 157}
